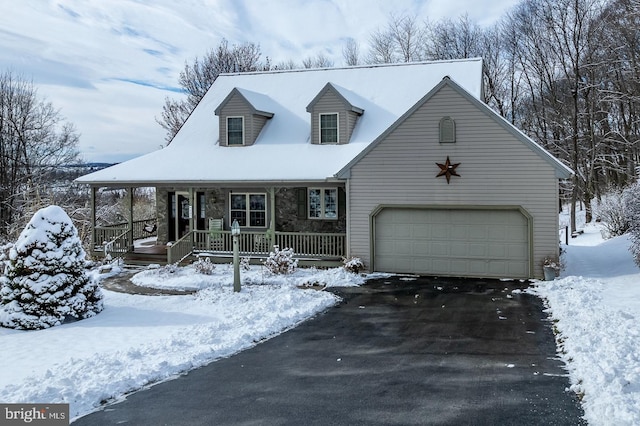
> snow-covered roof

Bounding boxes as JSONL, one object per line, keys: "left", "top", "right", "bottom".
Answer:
{"left": 77, "top": 59, "right": 484, "bottom": 185}
{"left": 215, "top": 88, "right": 275, "bottom": 117}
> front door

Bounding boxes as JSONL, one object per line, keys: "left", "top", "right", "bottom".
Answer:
{"left": 169, "top": 192, "right": 191, "bottom": 241}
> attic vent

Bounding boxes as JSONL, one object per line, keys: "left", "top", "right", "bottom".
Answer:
{"left": 439, "top": 117, "right": 456, "bottom": 143}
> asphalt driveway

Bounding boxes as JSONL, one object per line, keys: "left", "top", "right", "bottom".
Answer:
{"left": 74, "top": 276, "right": 585, "bottom": 425}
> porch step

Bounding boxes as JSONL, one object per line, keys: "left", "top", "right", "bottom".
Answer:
{"left": 124, "top": 252, "right": 169, "bottom": 266}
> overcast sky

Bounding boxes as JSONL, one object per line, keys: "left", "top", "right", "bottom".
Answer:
{"left": 0, "top": 0, "right": 519, "bottom": 163}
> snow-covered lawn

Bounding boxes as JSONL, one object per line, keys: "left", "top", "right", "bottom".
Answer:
{"left": 3, "top": 216, "right": 639, "bottom": 425}
{"left": 530, "top": 218, "right": 640, "bottom": 425}
{"left": 0, "top": 263, "right": 364, "bottom": 421}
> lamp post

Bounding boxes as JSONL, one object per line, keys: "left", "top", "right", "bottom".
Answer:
{"left": 231, "top": 219, "right": 241, "bottom": 292}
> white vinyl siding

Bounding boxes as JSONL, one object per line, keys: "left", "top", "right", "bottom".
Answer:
{"left": 347, "top": 84, "right": 560, "bottom": 279}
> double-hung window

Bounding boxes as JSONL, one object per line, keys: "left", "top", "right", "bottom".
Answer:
{"left": 230, "top": 193, "right": 266, "bottom": 227}
{"left": 227, "top": 117, "right": 244, "bottom": 145}
{"left": 319, "top": 113, "right": 338, "bottom": 144}
{"left": 308, "top": 188, "right": 338, "bottom": 219}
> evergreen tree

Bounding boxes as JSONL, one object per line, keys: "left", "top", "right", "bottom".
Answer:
{"left": 0, "top": 205, "right": 103, "bottom": 330}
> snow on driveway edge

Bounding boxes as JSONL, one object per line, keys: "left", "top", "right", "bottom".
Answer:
{"left": 530, "top": 277, "right": 640, "bottom": 425}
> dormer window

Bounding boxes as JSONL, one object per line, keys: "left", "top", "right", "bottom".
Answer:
{"left": 307, "top": 83, "right": 363, "bottom": 145}
{"left": 227, "top": 117, "right": 244, "bottom": 145}
{"left": 215, "top": 88, "right": 273, "bottom": 147}
{"left": 320, "top": 113, "right": 339, "bottom": 144}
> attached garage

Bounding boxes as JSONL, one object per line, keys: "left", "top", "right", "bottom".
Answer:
{"left": 373, "top": 207, "right": 531, "bottom": 279}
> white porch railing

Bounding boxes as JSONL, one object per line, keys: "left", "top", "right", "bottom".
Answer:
{"left": 167, "top": 230, "right": 346, "bottom": 264}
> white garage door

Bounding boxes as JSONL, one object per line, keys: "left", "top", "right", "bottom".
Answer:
{"left": 374, "top": 208, "right": 530, "bottom": 278}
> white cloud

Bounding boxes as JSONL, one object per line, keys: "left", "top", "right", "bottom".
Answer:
{"left": 0, "top": 0, "right": 518, "bottom": 163}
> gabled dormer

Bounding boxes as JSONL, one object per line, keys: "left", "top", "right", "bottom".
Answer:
{"left": 214, "top": 88, "right": 274, "bottom": 146}
{"left": 306, "top": 83, "right": 364, "bottom": 145}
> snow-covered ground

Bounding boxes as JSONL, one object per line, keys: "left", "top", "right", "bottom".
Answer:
{"left": 2, "top": 212, "right": 639, "bottom": 424}
{"left": 530, "top": 213, "right": 640, "bottom": 425}
{"left": 0, "top": 263, "right": 365, "bottom": 421}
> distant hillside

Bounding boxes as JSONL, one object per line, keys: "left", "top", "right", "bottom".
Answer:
{"left": 50, "top": 163, "right": 117, "bottom": 182}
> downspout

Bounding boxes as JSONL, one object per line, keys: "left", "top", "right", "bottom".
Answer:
{"left": 345, "top": 179, "right": 350, "bottom": 258}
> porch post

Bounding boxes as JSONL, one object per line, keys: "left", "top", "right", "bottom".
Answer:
{"left": 269, "top": 187, "right": 276, "bottom": 232}
{"left": 127, "top": 187, "right": 134, "bottom": 249}
{"left": 189, "top": 188, "right": 195, "bottom": 231}
{"left": 90, "top": 186, "right": 96, "bottom": 252}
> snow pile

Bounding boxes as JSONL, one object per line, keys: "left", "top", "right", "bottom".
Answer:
{"left": 0, "top": 263, "right": 363, "bottom": 420}
{"left": 131, "top": 262, "right": 365, "bottom": 292}
{"left": 0, "top": 205, "right": 103, "bottom": 330}
{"left": 531, "top": 221, "right": 640, "bottom": 425}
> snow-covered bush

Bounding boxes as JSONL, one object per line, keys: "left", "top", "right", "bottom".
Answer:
{"left": 240, "top": 256, "right": 251, "bottom": 271}
{"left": 596, "top": 189, "right": 630, "bottom": 239}
{"left": 342, "top": 256, "right": 364, "bottom": 274}
{"left": 0, "top": 242, "right": 12, "bottom": 275}
{"left": 624, "top": 182, "right": 640, "bottom": 266}
{"left": 193, "top": 257, "right": 215, "bottom": 275}
{"left": 159, "top": 263, "right": 179, "bottom": 274}
{"left": 263, "top": 246, "right": 298, "bottom": 275}
{"left": 0, "top": 206, "right": 103, "bottom": 330}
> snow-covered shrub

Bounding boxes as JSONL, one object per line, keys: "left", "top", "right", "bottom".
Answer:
{"left": 624, "top": 182, "right": 640, "bottom": 266}
{"left": 342, "top": 256, "right": 364, "bottom": 274}
{"left": 0, "top": 206, "right": 103, "bottom": 330}
{"left": 193, "top": 257, "right": 215, "bottom": 275}
{"left": 596, "top": 189, "right": 630, "bottom": 239}
{"left": 263, "top": 246, "right": 298, "bottom": 275}
{"left": 0, "top": 242, "right": 12, "bottom": 275}
{"left": 240, "top": 256, "right": 251, "bottom": 271}
{"left": 160, "top": 263, "right": 179, "bottom": 274}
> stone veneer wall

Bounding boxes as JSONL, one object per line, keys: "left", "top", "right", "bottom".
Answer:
{"left": 155, "top": 186, "right": 345, "bottom": 244}
{"left": 274, "top": 187, "right": 346, "bottom": 233}
{"left": 156, "top": 189, "right": 168, "bottom": 244}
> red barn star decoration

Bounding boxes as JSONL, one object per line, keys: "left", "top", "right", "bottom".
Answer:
{"left": 436, "top": 156, "right": 461, "bottom": 184}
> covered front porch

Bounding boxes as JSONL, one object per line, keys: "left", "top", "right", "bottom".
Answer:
{"left": 89, "top": 185, "right": 347, "bottom": 267}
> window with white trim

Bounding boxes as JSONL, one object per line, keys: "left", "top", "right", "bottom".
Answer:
{"left": 319, "top": 113, "right": 338, "bottom": 144}
{"left": 308, "top": 188, "right": 337, "bottom": 219}
{"left": 230, "top": 193, "right": 266, "bottom": 227}
{"left": 227, "top": 116, "right": 244, "bottom": 145}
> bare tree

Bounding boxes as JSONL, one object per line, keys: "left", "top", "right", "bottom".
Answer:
{"left": 302, "top": 52, "right": 334, "bottom": 69}
{"left": 424, "top": 14, "right": 483, "bottom": 60}
{"left": 367, "top": 28, "right": 397, "bottom": 63}
{"left": 157, "top": 39, "right": 267, "bottom": 144}
{"left": 0, "top": 71, "right": 80, "bottom": 240}
{"left": 366, "top": 13, "right": 425, "bottom": 64}
{"left": 388, "top": 14, "right": 425, "bottom": 62}
{"left": 503, "top": 0, "right": 607, "bottom": 230}
{"left": 342, "top": 38, "right": 360, "bottom": 66}
{"left": 273, "top": 59, "right": 299, "bottom": 70}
